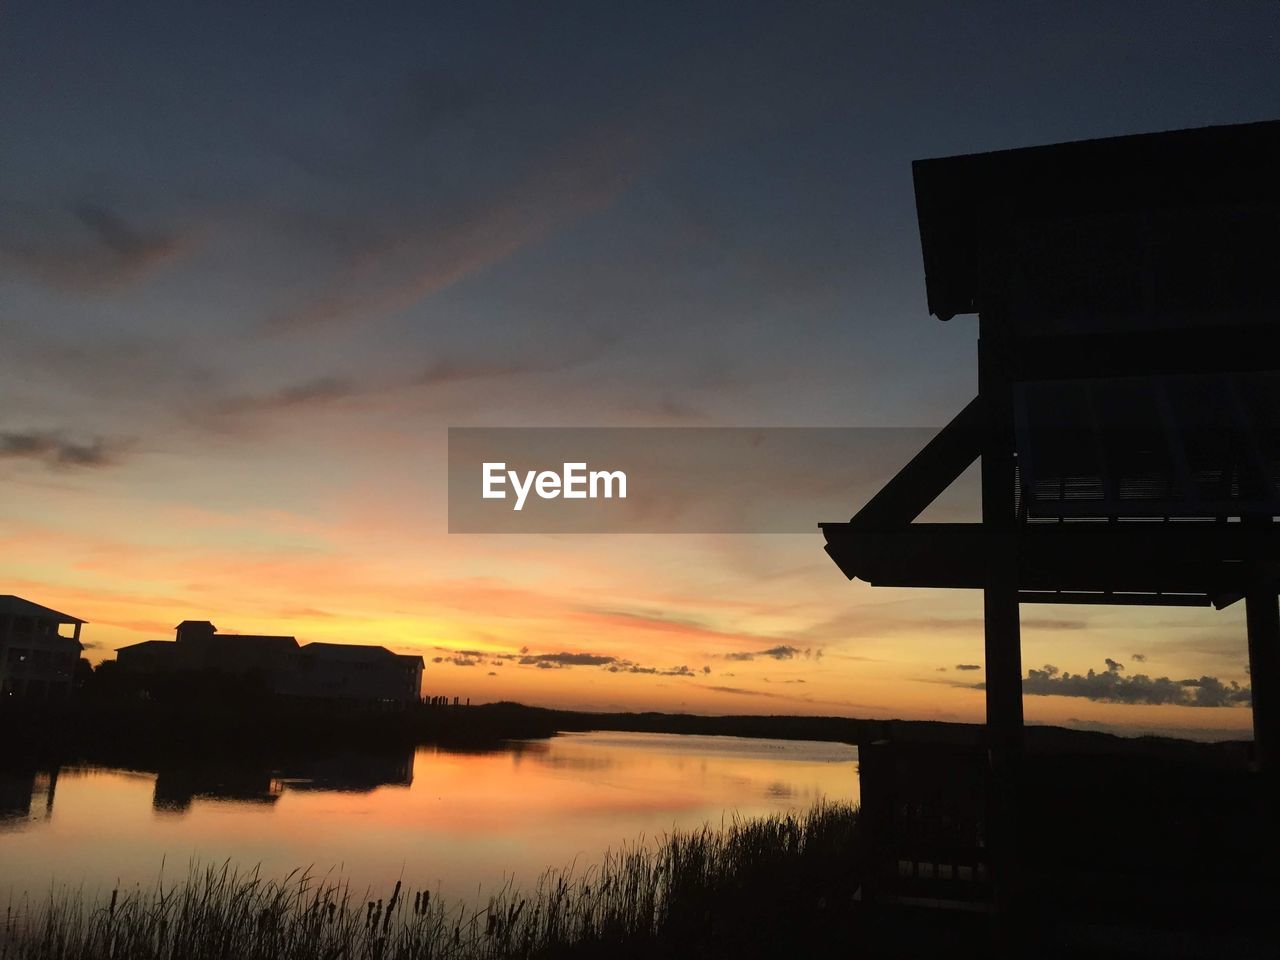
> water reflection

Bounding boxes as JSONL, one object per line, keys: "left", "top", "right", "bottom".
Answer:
{"left": 0, "top": 768, "right": 57, "bottom": 827}
{"left": 0, "top": 732, "right": 856, "bottom": 902}
{"left": 152, "top": 750, "right": 415, "bottom": 812}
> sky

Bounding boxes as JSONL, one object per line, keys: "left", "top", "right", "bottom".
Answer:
{"left": 2, "top": 1, "right": 1277, "bottom": 739}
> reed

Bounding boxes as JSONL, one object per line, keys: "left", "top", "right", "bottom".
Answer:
{"left": 0, "top": 801, "right": 858, "bottom": 960}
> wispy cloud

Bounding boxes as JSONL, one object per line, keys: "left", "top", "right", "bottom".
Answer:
{"left": 519, "top": 652, "right": 615, "bottom": 667}
{"left": 0, "top": 430, "right": 128, "bottom": 469}
{"left": 431, "top": 644, "right": 698, "bottom": 678}
{"left": 723, "top": 644, "right": 818, "bottom": 662}
{"left": 707, "top": 684, "right": 788, "bottom": 699}
{"left": 1, "top": 201, "right": 195, "bottom": 292}
{"left": 265, "top": 118, "right": 659, "bottom": 334}
{"left": 210, "top": 377, "right": 362, "bottom": 418}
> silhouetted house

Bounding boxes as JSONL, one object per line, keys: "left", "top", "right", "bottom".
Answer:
{"left": 116, "top": 620, "right": 424, "bottom": 706}
{"left": 282, "top": 642, "right": 424, "bottom": 707}
{"left": 0, "top": 596, "right": 84, "bottom": 702}
{"left": 116, "top": 620, "right": 299, "bottom": 680}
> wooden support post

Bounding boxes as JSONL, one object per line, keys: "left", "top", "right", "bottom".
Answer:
{"left": 1245, "top": 585, "right": 1279, "bottom": 771}
{"left": 978, "top": 313, "right": 1024, "bottom": 748}
{"left": 978, "top": 311, "right": 1024, "bottom": 931}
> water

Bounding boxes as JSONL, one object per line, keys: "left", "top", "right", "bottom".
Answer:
{"left": 0, "top": 732, "right": 857, "bottom": 904}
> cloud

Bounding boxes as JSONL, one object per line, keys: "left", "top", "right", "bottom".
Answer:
{"left": 722, "top": 644, "right": 817, "bottom": 662}
{"left": 431, "top": 643, "right": 702, "bottom": 679}
{"left": 707, "top": 685, "right": 790, "bottom": 699}
{"left": 1022, "top": 618, "right": 1088, "bottom": 631}
{"left": 451, "top": 656, "right": 480, "bottom": 667}
{"left": 0, "top": 430, "right": 127, "bottom": 468}
{"left": 604, "top": 663, "right": 695, "bottom": 677}
{"left": 954, "top": 664, "right": 981, "bottom": 671}
{"left": 210, "top": 377, "right": 362, "bottom": 418}
{"left": 1010, "top": 662, "right": 1251, "bottom": 708}
{"left": 265, "top": 116, "right": 660, "bottom": 334}
{"left": 519, "top": 652, "right": 616, "bottom": 667}
{"left": 1, "top": 201, "right": 194, "bottom": 292}
{"left": 202, "top": 337, "right": 616, "bottom": 430}
{"left": 414, "top": 340, "right": 615, "bottom": 388}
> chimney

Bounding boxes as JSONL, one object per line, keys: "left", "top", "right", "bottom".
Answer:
{"left": 175, "top": 620, "right": 217, "bottom": 644}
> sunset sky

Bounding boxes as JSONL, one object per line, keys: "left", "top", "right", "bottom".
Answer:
{"left": 2, "top": 2, "right": 1277, "bottom": 738}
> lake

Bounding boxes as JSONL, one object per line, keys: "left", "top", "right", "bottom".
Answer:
{"left": 0, "top": 732, "right": 858, "bottom": 905}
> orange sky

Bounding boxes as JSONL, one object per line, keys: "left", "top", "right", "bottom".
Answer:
{"left": 0, "top": 444, "right": 1255, "bottom": 741}
{"left": 2, "top": 2, "right": 1271, "bottom": 742}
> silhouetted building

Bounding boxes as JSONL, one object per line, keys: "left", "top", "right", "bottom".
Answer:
{"left": 823, "top": 119, "right": 1280, "bottom": 754}
{"left": 822, "top": 120, "right": 1280, "bottom": 918}
{"left": 283, "top": 642, "right": 424, "bottom": 706}
{"left": 0, "top": 596, "right": 84, "bottom": 702}
{"left": 116, "top": 619, "right": 424, "bottom": 706}
{"left": 117, "top": 620, "right": 300, "bottom": 676}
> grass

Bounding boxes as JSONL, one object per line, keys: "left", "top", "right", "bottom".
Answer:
{"left": 0, "top": 801, "right": 860, "bottom": 960}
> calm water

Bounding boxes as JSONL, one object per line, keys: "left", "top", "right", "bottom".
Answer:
{"left": 0, "top": 732, "right": 857, "bottom": 903}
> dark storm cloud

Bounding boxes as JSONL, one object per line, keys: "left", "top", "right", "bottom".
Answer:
{"left": 963, "top": 663, "right": 1252, "bottom": 708}
{"left": 0, "top": 430, "right": 127, "bottom": 468}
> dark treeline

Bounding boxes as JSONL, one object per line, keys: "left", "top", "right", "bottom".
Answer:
{"left": 3, "top": 657, "right": 1253, "bottom": 776}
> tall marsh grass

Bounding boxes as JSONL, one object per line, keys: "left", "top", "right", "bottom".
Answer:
{"left": 0, "top": 802, "right": 859, "bottom": 960}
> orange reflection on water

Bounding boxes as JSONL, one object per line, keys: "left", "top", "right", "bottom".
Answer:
{"left": 0, "top": 732, "right": 857, "bottom": 903}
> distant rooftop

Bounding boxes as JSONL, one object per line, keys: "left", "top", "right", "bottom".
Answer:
{"left": 300, "top": 642, "right": 423, "bottom": 665}
{"left": 114, "top": 639, "right": 172, "bottom": 653}
{"left": 0, "top": 595, "right": 85, "bottom": 623}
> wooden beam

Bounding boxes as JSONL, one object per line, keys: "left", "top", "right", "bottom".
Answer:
{"left": 821, "top": 522, "right": 1280, "bottom": 591}
{"left": 849, "top": 396, "right": 984, "bottom": 528}
{"left": 1013, "top": 326, "right": 1280, "bottom": 381}
{"left": 1246, "top": 588, "right": 1279, "bottom": 770}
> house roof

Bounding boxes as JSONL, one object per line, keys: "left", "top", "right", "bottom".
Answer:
{"left": 215, "top": 633, "right": 299, "bottom": 652}
{"left": 115, "top": 639, "right": 177, "bottom": 653}
{"left": 300, "top": 642, "right": 423, "bottom": 665}
{"left": 0, "top": 595, "right": 85, "bottom": 623}
{"left": 911, "top": 119, "right": 1280, "bottom": 322}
